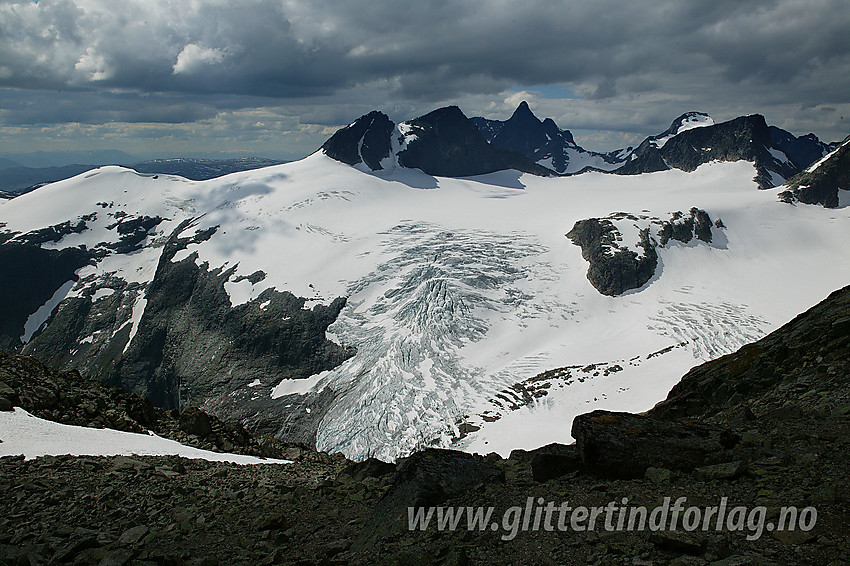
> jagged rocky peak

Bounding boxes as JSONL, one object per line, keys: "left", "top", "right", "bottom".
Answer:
{"left": 472, "top": 102, "right": 623, "bottom": 174}
{"left": 397, "top": 105, "right": 553, "bottom": 177}
{"left": 768, "top": 126, "right": 836, "bottom": 171}
{"left": 491, "top": 101, "right": 577, "bottom": 156}
{"left": 322, "top": 105, "right": 553, "bottom": 178}
{"left": 321, "top": 110, "right": 395, "bottom": 171}
{"left": 616, "top": 113, "right": 811, "bottom": 188}
{"left": 779, "top": 134, "right": 850, "bottom": 208}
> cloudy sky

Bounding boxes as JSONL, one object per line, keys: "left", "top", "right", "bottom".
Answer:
{"left": 1, "top": 0, "right": 848, "bottom": 161}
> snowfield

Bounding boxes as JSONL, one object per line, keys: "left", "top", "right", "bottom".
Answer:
{"left": 2, "top": 152, "right": 848, "bottom": 460}
{"left": 0, "top": 408, "right": 288, "bottom": 464}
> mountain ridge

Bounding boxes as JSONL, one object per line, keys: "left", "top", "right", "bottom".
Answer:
{"left": 1, "top": 109, "right": 847, "bottom": 461}
{"left": 322, "top": 105, "right": 553, "bottom": 177}
{"left": 324, "top": 103, "right": 838, "bottom": 189}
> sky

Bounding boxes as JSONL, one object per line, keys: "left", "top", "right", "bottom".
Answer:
{"left": 1, "top": 0, "right": 849, "bottom": 162}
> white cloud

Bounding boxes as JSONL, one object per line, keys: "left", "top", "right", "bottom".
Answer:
{"left": 503, "top": 91, "right": 538, "bottom": 111}
{"left": 173, "top": 43, "right": 226, "bottom": 75}
{"left": 74, "top": 47, "right": 111, "bottom": 81}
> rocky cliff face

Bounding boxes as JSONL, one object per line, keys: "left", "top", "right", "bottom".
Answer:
{"left": 320, "top": 111, "right": 395, "bottom": 171}
{"left": 768, "top": 126, "right": 836, "bottom": 171}
{"left": 321, "top": 105, "right": 553, "bottom": 177}
{"left": 6, "top": 217, "right": 354, "bottom": 444}
{"left": 472, "top": 102, "right": 627, "bottom": 174}
{"left": 618, "top": 115, "right": 802, "bottom": 188}
{"left": 779, "top": 135, "right": 850, "bottom": 208}
{"left": 567, "top": 208, "right": 719, "bottom": 296}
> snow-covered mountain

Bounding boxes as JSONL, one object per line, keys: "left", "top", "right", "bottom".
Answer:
{"left": 469, "top": 103, "right": 832, "bottom": 187}
{"left": 614, "top": 113, "right": 833, "bottom": 188}
{"left": 1, "top": 107, "right": 848, "bottom": 461}
{"left": 644, "top": 111, "right": 715, "bottom": 148}
{"left": 0, "top": 157, "right": 288, "bottom": 197}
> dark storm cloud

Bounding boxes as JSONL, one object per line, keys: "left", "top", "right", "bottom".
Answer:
{"left": 0, "top": 90, "right": 229, "bottom": 125}
{"left": 1, "top": 0, "right": 848, "bottom": 148}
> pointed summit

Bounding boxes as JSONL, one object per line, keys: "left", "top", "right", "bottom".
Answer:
{"left": 321, "top": 110, "right": 394, "bottom": 170}
{"left": 398, "top": 105, "right": 552, "bottom": 177}
{"left": 471, "top": 103, "right": 623, "bottom": 174}
{"left": 509, "top": 100, "right": 538, "bottom": 122}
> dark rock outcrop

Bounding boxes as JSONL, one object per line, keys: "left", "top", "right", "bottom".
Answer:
{"left": 614, "top": 137, "right": 671, "bottom": 175}
{"left": 617, "top": 114, "right": 814, "bottom": 188}
{"left": 338, "top": 457, "right": 397, "bottom": 482}
{"left": 0, "top": 242, "right": 93, "bottom": 351}
{"left": 382, "top": 448, "right": 504, "bottom": 509}
{"left": 321, "top": 110, "right": 395, "bottom": 171}
{"left": 358, "top": 448, "right": 503, "bottom": 543}
{"left": 769, "top": 127, "right": 835, "bottom": 170}
{"left": 398, "top": 106, "right": 553, "bottom": 177}
{"left": 0, "top": 350, "right": 296, "bottom": 458}
{"left": 778, "top": 136, "right": 849, "bottom": 208}
{"left": 105, "top": 215, "right": 164, "bottom": 254}
{"left": 568, "top": 209, "right": 717, "bottom": 296}
{"left": 658, "top": 208, "right": 714, "bottom": 245}
{"left": 566, "top": 218, "right": 658, "bottom": 296}
{"left": 571, "top": 410, "right": 741, "bottom": 479}
{"left": 528, "top": 443, "right": 583, "bottom": 482}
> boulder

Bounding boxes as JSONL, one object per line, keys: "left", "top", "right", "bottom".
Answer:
{"left": 571, "top": 410, "right": 740, "bottom": 479}
{"left": 357, "top": 448, "right": 503, "bottom": 544}
{"left": 179, "top": 407, "right": 212, "bottom": 438}
{"left": 528, "top": 443, "right": 583, "bottom": 482}
{"left": 338, "top": 457, "right": 396, "bottom": 482}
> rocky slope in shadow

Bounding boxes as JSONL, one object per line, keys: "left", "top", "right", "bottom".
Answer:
{"left": 2, "top": 284, "right": 849, "bottom": 564}
{"left": 614, "top": 114, "right": 844, "bottom": 189}
{"left": 0, "top": 350, "right": 305, "bottom": 459}
{"left": 321, "top": 106, "right": 553, "bottom": 177}
{"left": 778, "top": 135, "right": 850, "bottom": 208}
{"left": 6, "top": 217, "right": 355, "bottom": 445}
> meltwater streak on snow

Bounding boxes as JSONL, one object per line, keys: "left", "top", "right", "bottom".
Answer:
{"left": 0, "top": 408, "right": 288, "bottom": 464}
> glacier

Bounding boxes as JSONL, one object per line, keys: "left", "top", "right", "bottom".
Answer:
{"left": 1, "top": 153, "right": 849, "bottom": 461}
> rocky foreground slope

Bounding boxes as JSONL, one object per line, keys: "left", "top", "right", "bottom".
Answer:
{"left": 2, "top": 284, "right": 849, "bottom": 565}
